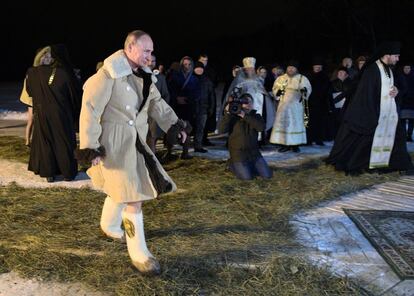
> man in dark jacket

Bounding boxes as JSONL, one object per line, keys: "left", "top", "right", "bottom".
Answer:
{"left": 219, "top": 93, "right": 272, "bottom": 180}
{"left": 147, "top": 54, "right": 171, "bottom": 152}
{"left": 330, "top": 66, "right": 354, "bottom": 136}
{"left": 193, "top": 61, "right": 216, "bottom": 152}
{"left": 198, "top": 53, "right": 218, "bottom": 146}
{"left": 398, "top": 62, "right": 414, "bottom": 141}
{"left": 167, "top": 56, "right": 199, "bottom": 159}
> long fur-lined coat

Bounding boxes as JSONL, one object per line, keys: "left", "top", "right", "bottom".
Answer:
{"left": 79, "top": 50, "right": 178, "bottom": 203}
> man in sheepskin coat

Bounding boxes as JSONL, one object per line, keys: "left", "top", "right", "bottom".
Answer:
{"left": 77, "top": 30, "right": 189, "bottom": 275}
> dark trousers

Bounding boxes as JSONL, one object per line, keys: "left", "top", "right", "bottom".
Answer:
{"left": 194, "top": 113, "right": 208, "bottom": 148}
{"left": 401, "top": 119, "right": 414, "bottom": 139}
{"left": 229, "top": 156, "right": 273, "bottom": 180}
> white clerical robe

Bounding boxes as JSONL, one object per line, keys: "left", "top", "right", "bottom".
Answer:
{"left": 369, "top": 60, "right": 398, "bottom": 168}
{"left": 270, "top": 73, "right": 312, "bottom": 145}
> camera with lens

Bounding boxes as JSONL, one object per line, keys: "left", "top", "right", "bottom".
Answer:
{"left": 229, "top": 86, "right": 243, "bottom": 100}
{"left": 228, "top": 93, "right": 253, "bottom": 115}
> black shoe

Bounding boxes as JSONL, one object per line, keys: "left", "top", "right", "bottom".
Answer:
{"left": 203, "top": 140, "right": 215, "bottom": 146}
{"left": 64, "top": 177, "right": 74, "bottom": 181}
{"left": 315, "top": 141, "right": 325, "bottom": 146}
{"left": 194, "top": 147, "right": 208, "bottom": 153}
{"left": 160, "top": 152, "right": 179, "bottom": 164}
{"left": 278, "top": 146, "right": 290, "bottom": 153}
{"left": 407, "top": 137, "right": 413, "bottom": 142}
{"left": 46, "top": 177, "right": 54, "bottom": 183}
{"left": 181, "top": 153, "right": 193, "bottom": 160}
{"left": 291, "top": 146, "right": 300, "bottom": 153}
{"left": 400, "top": 169, "right": 414, "bottom": 176}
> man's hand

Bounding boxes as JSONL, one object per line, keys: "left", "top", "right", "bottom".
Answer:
{"left": 238, "top": 110, "right": 245, "bottom": 118}
{"left": 178, "top": 131, "right": 187, "bottom": 143}
{"left": 91, "top": 156, "right": 101, "bottom": 166}
{"left": 275, "top": 89, "right": 285, "bottom": 97}
{"left": 389, "top": 86, "right": 399, "bottom": 98}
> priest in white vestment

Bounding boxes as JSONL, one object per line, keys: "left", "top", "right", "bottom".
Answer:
{"left": 270, "top": 60, "right": 312, "bottom": 152}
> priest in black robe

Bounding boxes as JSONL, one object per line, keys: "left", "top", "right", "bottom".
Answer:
{"left": 326, "top": 42, "right": 413, "bottom": 175}
{"left": 25, "top": 44, "right": 82, "bottom": 182}
{"left": 307, "top": 57, "right": 331, "bottom": 146}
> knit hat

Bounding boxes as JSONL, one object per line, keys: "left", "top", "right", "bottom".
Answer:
{"left": 311, "top": 56, "right": 324, "bottom": 66}
{"left": 337, "top": 66, "right": 349, "bottom": 74}
{"left": 194, "top": 61, "right": 205, "bottom": 69}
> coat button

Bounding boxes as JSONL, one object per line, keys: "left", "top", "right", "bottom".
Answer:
{"left": 126, "top": 86, "right": 131, "bottom": 91}
{"left": 128, "top": 120, "right": 134, "bottom": 126}
{"left": 125, "top": 105, "right": 131, "bottom": 110}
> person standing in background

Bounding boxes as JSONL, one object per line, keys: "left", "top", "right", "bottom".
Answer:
{"left": 19, "top": 46, "right": 53, "bottom": 146}
{"left": 25, "top": 44, "right": 82, "bottom": 182}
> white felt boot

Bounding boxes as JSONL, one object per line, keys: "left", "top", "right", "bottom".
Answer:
{"left": 100, "top": 196, "right": 126, "bottom": 241}
{"left": 122, "top": 210, "right": 160, "bottom": 275}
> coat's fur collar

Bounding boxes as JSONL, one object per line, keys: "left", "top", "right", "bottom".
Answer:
{"left": 103, "top": 50, "right": 157, "bottom": 83}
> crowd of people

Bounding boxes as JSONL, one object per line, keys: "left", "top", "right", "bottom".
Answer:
{"left": 18, "top": 29, "right": 414, "bottom": 274}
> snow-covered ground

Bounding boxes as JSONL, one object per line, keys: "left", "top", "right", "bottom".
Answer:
{"left": 0, "top": 109, "right": 27, "bottom": 120}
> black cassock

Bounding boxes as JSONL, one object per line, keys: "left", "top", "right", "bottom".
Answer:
{"left": 326, "top": 62, "right": 413, "bottom": 174}
{"left": 307, "top": 71, "right": 331, "bottom": 143}
{"left": 26, "top": 65, "right": 81, "bottom": 179}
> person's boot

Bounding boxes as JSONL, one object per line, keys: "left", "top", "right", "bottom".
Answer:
{"left": 181, "top": 145, "right": 193, "bottom": 159}
{"left": 160, "top": 143, "right": 179, "bottom": 164}
{"left": 194, "top": 146, "right": 208, "bottom": 153}
{"left": 100, "top": 196, "right": 126, "bottom": 241}
{"left": 202, "top": 138, "right": 215, "bottom": 146}
{"left": 278, "top": 146, "right": 290, "bottom": 153}
{"left": 181, "top": 151, "right": 193, "bottom": 159}
{"left": 122, "top": 210, "right": 161, "bottom": 275}
{"left": 291, "top": 146, "right": 300, "bottom": 153}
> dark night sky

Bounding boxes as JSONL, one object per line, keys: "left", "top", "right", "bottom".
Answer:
{"left": 1, "top": 0, "right": 414, "bottom": 81}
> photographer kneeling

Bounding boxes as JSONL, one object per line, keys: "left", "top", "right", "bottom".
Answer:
{"left": 219, "top": 93, "right": 273, "bottom": 180}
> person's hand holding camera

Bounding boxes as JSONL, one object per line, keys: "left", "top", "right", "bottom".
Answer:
{"left": 238, "top": 109, "right": 246, "bottom": 118}
{"left": 224, "top": 102, "right": 230, "bottom": 114}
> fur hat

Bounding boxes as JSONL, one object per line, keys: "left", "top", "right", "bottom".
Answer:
{"left": 33, "top": 46, "right": 51, "bottom": 67}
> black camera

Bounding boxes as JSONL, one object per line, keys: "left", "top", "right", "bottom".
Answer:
{"left": 228, "top": 93, "right": 253, "bottom": 115}
{"left": 230, "top": 86, "right": 243, "bottom": 99}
